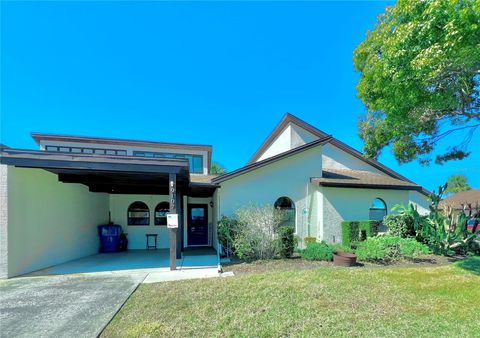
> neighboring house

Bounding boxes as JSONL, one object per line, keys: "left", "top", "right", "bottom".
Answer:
{"left": 439, "top": 189, "right": 480, "bottom": 217}
{"left": 0, "top": 113, "right": 430, "bottom": 278}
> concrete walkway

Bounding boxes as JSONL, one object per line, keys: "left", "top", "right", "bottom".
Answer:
{"left": 0, "top": 249, "right": 222, "bottom": 337}
{"left": 0, "top": 273, "right": 146, "bottom": 338}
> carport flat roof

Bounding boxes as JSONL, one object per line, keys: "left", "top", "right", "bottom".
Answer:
{"left": 1, "top": 148, "right": 193, "bottom": 194}
{"left": 0, "top": 148, "right": 190, "bottom": 173}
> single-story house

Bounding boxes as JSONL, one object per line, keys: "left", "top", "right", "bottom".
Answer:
{"left": 0, "top": 113, "right": 430, "bottom": 278}
{"left": 439, "top": 189, "right": 480, "bottom": 217}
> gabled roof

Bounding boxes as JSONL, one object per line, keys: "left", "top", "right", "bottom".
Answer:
{"left": 247, "top": 113, "right": 430, "bottom": 195}
{"left": 212, "top": 136, "right": 332, "bottom": 184}
{"left": 311, "top": 169, "right": 422, "bottom": 191}
{"left": 247, "top": 113, "right": 329, "bottom": 164}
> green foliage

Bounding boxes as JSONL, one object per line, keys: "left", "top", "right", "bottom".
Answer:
{"left": 210, "top": 162, "right": 226, "bottom": 174}
{"left": 217, "top": 215, "right": 239, "bottom": 249}
{"left": 422, "top": 184, "right": 480, "bottom": 255}
{"left": 384, "top": 203, "right": 420, "bottom": 238}
{"left": 331, "top": 243, "right": 355, "bottom": 254}
{"left": 341, "top": 220, "right": 380, "bottom": 247}
{"left": 299, "top": 241, "right": 334, "bottom": 261}
{"left": 354, "top": 0, "right": 480, "bottom": 165}
{"left": 304, "top": 236, "right": 317, "bottom": 246}
{"left": 278, "top": 226, "right": 296, "bottom": 258}
{"left": 355, "top": 236, "right": 430, "bottom": 262}
{"left": 218, "top": 205, "right": 298, "bottom": 261}
{"left": 445, "top": 174, "right": 471, "bottom": 195}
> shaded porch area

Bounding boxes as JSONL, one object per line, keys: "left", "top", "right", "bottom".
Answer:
{"left": 25, "top": 248, "right": 218, "bottom": 277}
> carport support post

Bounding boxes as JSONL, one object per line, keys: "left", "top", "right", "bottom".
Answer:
{"left": 169, "top": 173, "right": 177, "bottom": 271}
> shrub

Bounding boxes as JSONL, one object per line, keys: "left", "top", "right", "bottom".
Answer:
{"left": 341, "top": 220, "right": 380, "bottom": 247}
{"left": 217, "top": 215, "right": 239, "bottom": 253}
{"left": 304, "top": 236, "right": 317, "bottom": 246}
{"left": 278, "top": 226, "right": 296, "bottom": 258}
{"left": 384, "top": 203, "right": 419, "bottom": 238}
{"left": 355, "top": 235, "right": 430, "bottom": 262}
{"left": 331, "top": 243, "right": 355, "bottom": 254}
{"left": 299, "top": 241, "right": 334, "bottom": 261}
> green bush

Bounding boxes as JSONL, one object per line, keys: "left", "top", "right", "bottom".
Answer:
{"left": 299, "top": 241, "right": 334, "bottom": 261}
{"left": 278, "top": 226, "right": 296, "bottom": 258}
{"left": 384, "top": 204, "right": 419, "bottom": 238}
{"left": 355, "top": 235, "right": 430, "bottom": 262}
{"left": 304, "top": 236, "right": 317, "bottom": 245}
{"left": 331, "top": 243, "right": 355, "bottom": 254}
{"left": 341, "top": 220, "right": 380, "bottom": 247}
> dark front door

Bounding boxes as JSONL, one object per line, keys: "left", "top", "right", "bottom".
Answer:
{"left": 188, "top": 204, "right": 209, "bottom": 246}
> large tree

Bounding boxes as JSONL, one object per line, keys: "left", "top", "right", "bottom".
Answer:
{"left": 354, "top": 0, "right": 480, "bottom": 165}
{"left": 445, "top": 174, "right": 471, "bottom": 194}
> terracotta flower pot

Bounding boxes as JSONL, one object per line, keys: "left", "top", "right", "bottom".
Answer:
{"left": 333, "top": 252, "right": 357, "bottom": 267}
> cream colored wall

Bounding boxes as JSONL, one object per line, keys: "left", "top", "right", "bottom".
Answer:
{"left": 409, "top": 191, "right": 430, "bottom": 215}
{"left": 0, "top": 165, "right": 8, "bottom": 278}
{"left": 109, "top": 194, "right": 170, "bottom": 249}
{"left": 257, "top": 123, "right": 319, "bottom": 162}
{"left": 290, "top": 123, "right": 317, "bottom": 148}
{"left": 258, "top": 125, "right": 292, "bottom": 161}
{"left": 218, "top": 145, "right": 323, "bottom": 241}
{"left": 321, "top": 187, "right": 409, "bottom": 244}
{"left": 322, "top": 143, "right": 385, "bottom": 174}
{"left": 5, "top": 166, "right": 109, "bottom": 277}
{"left": 39, "top": 140, "right": 210, "bottom": 174}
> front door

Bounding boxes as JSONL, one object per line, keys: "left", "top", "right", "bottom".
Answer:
{"left": 187, "top": 204, "right": 209, "bottom": 246}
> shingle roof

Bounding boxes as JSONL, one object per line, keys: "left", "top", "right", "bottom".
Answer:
{"left": 439, "top": 189, "right": 480, "bottom": 210}
{"left": 189, "top": 174, "right": 219, "bottom": 184}
{"left": 310, "top": 169, "right": 422, "bottom": 191}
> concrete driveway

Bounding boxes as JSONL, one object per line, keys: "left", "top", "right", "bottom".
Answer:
{"left": 0, "top": 273, "right": 146, "bottom": 338}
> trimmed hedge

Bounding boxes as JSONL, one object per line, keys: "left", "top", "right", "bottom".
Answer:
{"left": 342, "top": 220, "right": 380, "bottom": 247}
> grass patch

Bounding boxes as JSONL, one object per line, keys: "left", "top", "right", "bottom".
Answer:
{"left": 102, "top": 257, "right": 480, "bottom": 338}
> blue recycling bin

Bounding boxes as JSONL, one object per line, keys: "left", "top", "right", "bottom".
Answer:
{"left": 98, "top": 224, "right": 123, "bottom": 253}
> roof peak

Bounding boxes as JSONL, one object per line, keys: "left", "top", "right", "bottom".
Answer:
{"left": 247, "top": 113, "right": 329, "bottom": 164}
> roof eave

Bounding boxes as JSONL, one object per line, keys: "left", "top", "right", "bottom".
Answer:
{"left": 213, "top": 136, "right": 331, "bottom": 184}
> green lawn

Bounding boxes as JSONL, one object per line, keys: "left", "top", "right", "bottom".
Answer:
{"left": 102, "top": 257, "right": 480, "bottom": 338}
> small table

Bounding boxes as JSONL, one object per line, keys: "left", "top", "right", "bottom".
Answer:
{"left": 146, "top": 234, "right": 158, "bottom": 250}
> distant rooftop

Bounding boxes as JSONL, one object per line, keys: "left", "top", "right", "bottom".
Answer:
{"left": 439, "top": 189, "right": 480, "bottom": 210}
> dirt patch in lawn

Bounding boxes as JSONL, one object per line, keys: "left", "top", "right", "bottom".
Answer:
{"left": 223, "top": 254, "right": 460, "bottom": 276}
{"left": 223, "top": 255, "right": 330, "bottom": 276}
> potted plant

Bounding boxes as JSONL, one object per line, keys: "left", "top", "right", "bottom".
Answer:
{"left": 333, "top": 246, "right": 357, "bottom": 267}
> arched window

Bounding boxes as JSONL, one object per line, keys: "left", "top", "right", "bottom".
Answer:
{"left": 274, "top": 196, "right": 296, "bottom": 228}
{"left": 155, "top": 202, "right": 170, "bottom": 226}
{"left": 369, "top": 198, "right": 387, "bottom": 222}
{"left": 127, "top": 201, "right": 150, "bottom": 225}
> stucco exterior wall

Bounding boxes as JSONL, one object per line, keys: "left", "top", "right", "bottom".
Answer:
{"left": 109, "top": 194, "right": 214, "bottom": 250}
{"left": 321, "top": 187, "right": 409, "bottom": 243}
{"left": 409, "top": 191, "right": 430, "bottom": 215}
{"left": 290, "top": 124, "right": 317, "bottom": 148}
{"left": 258, "top": 125, "right": 292, "bottom": 161}
{"left": 5, "top": 166, "right": 109, "bottom": 277}
{"left": 218, "top": 145, "right": 323, "bottom": 240}
{"left": 322, "top": 143, "right": 385, "bottom": 174}
{"left": 109, "top": 194, "right": 170, "bottom": 249}
{"left": 0, "top": 165, "right": 8, "bottom": 278}
{"left": 257, "top": 123, "right": 318, "bottom": 162}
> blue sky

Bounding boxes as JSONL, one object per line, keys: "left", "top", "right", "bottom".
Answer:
{"left": 1, "top": 1, "right": 479, "bottom": 191}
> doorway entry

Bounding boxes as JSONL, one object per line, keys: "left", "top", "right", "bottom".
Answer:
{"left": 187, "top": 204, "right": 209, "bottom": 246}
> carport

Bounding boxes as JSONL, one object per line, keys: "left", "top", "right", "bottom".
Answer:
{"left": 0, "top": 148, "right": 215, "bottom": 278}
